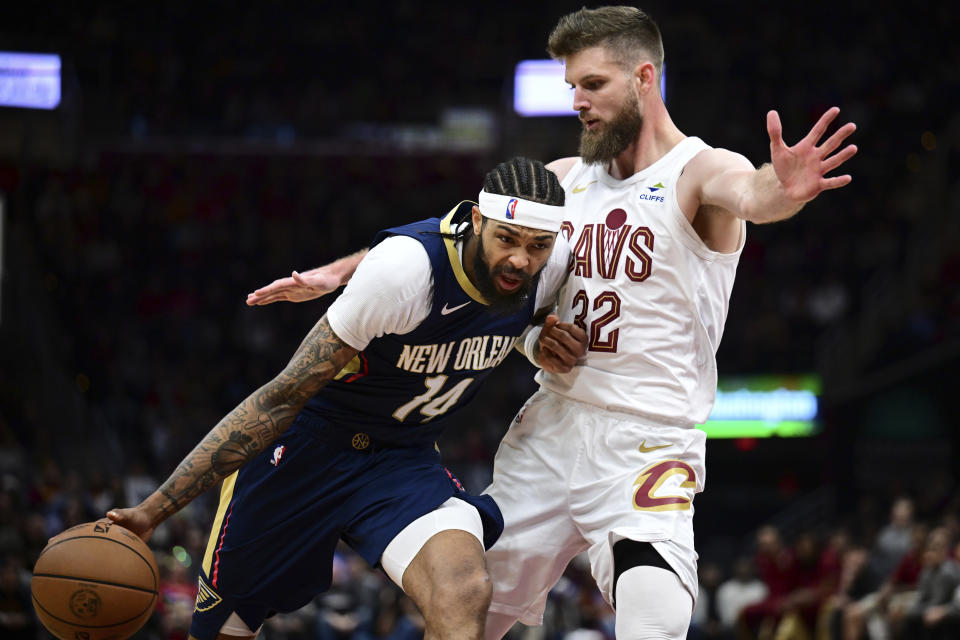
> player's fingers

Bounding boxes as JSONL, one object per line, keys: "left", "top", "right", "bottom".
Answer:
{"left": 253, "top": 278, "right": 286, "bottom": 294}
{"left": 821, "top": 144, "right": 858, "bottom": 174}
{"left": 251, "top": 292, "right": 288, "bottom": 306}
{"left": 552, "top": 321, "right": 588, "bottom": 342}
{"left": 820, "top": 174, "right": 853, "bottom": 191}
{"left": 804, "top": 106, "right": 840, "bottom": 145}
{"left": 818, "top": 122, "right": 856, "bottom": 157}
{"left": 256, "top": 277, "right": 297, "bottom": 295}
{"left": 291, "top": 271, "right": 309, "bottom": 286}
{"left": 542, "top": 314, "right": 559, "bottom": 333}
{"left": 548, "top": 327, "right": 587, "bottom": 356}
{"left": 540, "top": 335, "right": 577, "bottom": 365}
{"left": 538, "top": 347, "right": 571, "bottom": 373}
{"left": 766, "top": 110, "right": 784, "bottom": 148}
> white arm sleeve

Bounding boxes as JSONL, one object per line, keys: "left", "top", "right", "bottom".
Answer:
{"left": 515, "top": 235, "right": 571, "bottom": 367}
{"left": 533, "top": 233, "right": 571, "bottom": 313}
{"left": 514, "top": 324, "right": 543, "bottom": 367}
{"left": 326, "top": 236, "right": 433, "bottom": 350}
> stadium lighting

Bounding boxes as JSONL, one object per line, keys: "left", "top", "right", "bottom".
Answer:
{"left": 0, "top": 51, "right": 61, "bottom": 110}
{"left": 513, "top": 59, "right": 666, "bottom": 117}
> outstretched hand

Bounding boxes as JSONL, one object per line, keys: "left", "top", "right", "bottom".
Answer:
{"left": 767, "top": 106, "right": 857, "bottom": 203}
{"left": 537, "top": 314, "right": 587, "bottom": 373}
{"left": 105, "top": 507, "right": 156, "bottom": 543}
{"left": 246, "top": 270, "right": 341, "bottom": 306}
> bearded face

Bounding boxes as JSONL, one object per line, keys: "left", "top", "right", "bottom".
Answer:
{"left": 578, "top": 86, "right": 644, "bottom": 164}
{"left": 471, "top": 230, "right": 542, "bottom": 315}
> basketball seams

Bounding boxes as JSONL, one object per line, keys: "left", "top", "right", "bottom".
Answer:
{"left": 37, "top": 535, "right": 158, "bottom": 589}
{"left": 31, "top": 591, "right": 157, "bottom": 629}
{"left": 32, "top": 523, "right": 160, "bottom": 639}
{"left": 31, "top": 573, "right": 158, "bottom": 595}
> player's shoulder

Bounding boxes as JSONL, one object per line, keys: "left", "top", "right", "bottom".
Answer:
{"left": 546, "top": 157, "right": 581, "bottom": 182}
{"left": 683, "top": 146, "right": 754, "bottom": 178}
{"left": 363, "top": 235, "right": 433, "bottom": 284}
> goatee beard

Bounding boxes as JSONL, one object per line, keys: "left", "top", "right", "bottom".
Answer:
{"left": 472, "top": 234, "right": 539, "bottom": 316}
{"left": 579, "top": 92, "right": 643, "bottom": 165}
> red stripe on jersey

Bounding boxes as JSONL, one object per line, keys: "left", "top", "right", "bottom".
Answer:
{"left": 343, "top": 352, "right": 369, "bottom": 383}
{"left": 212, "top": 503, "right": 235, "bottom": 588}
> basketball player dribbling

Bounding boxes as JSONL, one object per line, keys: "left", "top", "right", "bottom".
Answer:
{"left": 106, "top": 158, "right": 587, "bottom": 640}
{"left": 248, "top": 7, "right": 858, "bottom": 639}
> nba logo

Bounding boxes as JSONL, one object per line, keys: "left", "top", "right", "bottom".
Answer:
{"left": 270, "top": 445, "right": 286, "bottom": 467}
{"left": 506, "top": 198, "right": 518, "bottom": 219}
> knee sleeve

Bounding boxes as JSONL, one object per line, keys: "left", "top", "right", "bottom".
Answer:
{"left": 614, "top": 566, "right": 692, "bottom": 640}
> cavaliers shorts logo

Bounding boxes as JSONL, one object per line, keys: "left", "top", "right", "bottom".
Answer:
{"left": 351, "top": 433, "right": 370, "bottom": 450}
{"left": 632, "top": 460, "right": 697, "bottom": 512}
{"left": 195, "top": 575, "right": 223, "bottom": 612}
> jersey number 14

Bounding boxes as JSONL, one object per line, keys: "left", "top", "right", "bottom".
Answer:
{"left": 392, "top": 375, "right": 475, "bottom": 422}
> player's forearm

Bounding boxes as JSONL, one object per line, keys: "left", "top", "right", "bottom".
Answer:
{"left": 739, "top": 163, "right": 807, "bottom": 223}
{"left": 140, "top": 316, "right": 357, "bottom": 526}
{"left": 303, "top": 248, "right": 369, "bottom": 286}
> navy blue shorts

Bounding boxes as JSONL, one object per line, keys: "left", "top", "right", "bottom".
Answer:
{"left": 189, "top": 418, "right": 503, "bottom": 639}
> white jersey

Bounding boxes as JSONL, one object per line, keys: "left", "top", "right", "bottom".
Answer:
{"left": 537, "top": 138, "right": 745, "bottom": 425}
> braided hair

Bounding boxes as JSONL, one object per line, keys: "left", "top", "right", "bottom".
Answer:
{"left": 482, "top": 157, "right": 565, "bottom": 207}
{"left": 443, "top": 157, "right": 564, "bottom": 241}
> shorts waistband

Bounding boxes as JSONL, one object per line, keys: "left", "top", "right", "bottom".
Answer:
{"left": 291, "top": 414, "right": 437, "bottom": 453}
{"left": 535, "top": 387, "right": 696, "bottom": 430}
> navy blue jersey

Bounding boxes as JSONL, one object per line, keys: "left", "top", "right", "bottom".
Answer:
{"left": 189, "top": 202, "right": 529, "bottom": 637}
{"left": 298, "top": 202, "right": 539, "bottom": 447}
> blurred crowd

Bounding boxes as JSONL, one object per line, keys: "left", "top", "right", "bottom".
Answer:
{"left": 6, "top": 455, "right": 960, "bottom": 640}
{"left": 1, "top": 2, "right": 958, "bottom": 640}
{"left": 689, "top": 497, "right": 960, "bottom": 640}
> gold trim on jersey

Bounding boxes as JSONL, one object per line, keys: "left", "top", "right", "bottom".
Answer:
{"left": 195, "top": 575, "right": 223, "bottom": 612}
{"left": 334, "top": 355, "right": 363, "bottom": 380}
{"left": 440, "top": 203, "right": 488, "bottom": 305}
{"left": 202, "top": 471, "right": 238, "bottom": 575}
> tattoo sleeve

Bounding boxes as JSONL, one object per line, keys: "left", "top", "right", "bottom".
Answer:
{"left": 150, "top": 314, "right": 358, "bottom": 524}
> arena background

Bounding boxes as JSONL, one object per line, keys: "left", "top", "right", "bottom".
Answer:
{"left": 0, "top": 2, "right": 956, "bottom": 639}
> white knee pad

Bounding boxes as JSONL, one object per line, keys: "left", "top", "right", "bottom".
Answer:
{"left": 380, "top": 497, "right": 483, "bottom": 590}
{"left": 614, "top": 566, "right": 692, "bottom": 639}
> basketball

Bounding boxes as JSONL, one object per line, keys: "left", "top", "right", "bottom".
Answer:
{"left": 31, "top": 521, "right": 160, "bottom": 640}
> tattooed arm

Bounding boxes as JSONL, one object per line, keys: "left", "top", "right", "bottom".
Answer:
{"left": 105, "top": 315, "right": 358, "bottom": 541}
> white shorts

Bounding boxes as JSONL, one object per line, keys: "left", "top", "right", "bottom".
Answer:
{"left": 483, "top": 389, "right": 705, "bottom": 625}
{"left": 380, "top": 496, "right": 484, "bottom": 590}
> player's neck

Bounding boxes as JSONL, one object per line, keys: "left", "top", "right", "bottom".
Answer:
{"left": 607, "top": 108, "right": 685, "bottom": 180}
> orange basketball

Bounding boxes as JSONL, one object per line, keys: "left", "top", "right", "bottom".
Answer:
{"left": 31, "top": 521, "right": 159, "bottom": 640}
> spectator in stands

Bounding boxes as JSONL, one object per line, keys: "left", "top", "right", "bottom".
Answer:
{"left": 740, "top": 525, "right": 797, "bottom": 638}
{"left": 898, "top": 527, "right": 960, "bottom": 639}
{"left": 716, "top": 557, "right": 768, "bottom": 636}
{"left": 841, "top": 523, "right": 927, "bottom": 640}
{"left": 871, "top": 497, "right": 916, "bottom": 580}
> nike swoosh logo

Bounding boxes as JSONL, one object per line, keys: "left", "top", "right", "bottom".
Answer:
{"left": 440, "top": 301, "right": 471, "bottom": 315}
{"left": 572, "top": 180, "right": 597, "bottom": 194}
{"left": 638, "top": 440, "right": 672, "bottom": 453}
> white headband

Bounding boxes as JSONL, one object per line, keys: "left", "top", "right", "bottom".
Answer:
{"left": 477, "top": 190, "right": 563, "bottom": 233}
